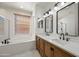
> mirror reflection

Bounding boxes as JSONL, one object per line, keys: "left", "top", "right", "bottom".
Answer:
{"left": 57, "top": 3, "right": 79, "bottom": 36}
{"left": 45, "top": 15, "right": 53, "bottom": 33}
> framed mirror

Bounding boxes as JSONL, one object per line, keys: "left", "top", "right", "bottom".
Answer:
{"left": 56, "top": 2, "right": 79, "bottom": 36}
{"left": 45, "top": 15, "right": 53, "bottom": 33}
{"left": 38, "top": 20, "right": 43, "bottom": 28}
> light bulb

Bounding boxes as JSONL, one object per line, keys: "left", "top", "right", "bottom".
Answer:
{"left": 61, "top": 2, "right": 65, "bottom": 6}
{"left": 54, "top": 7, "right": 58, "bottom": 10}
{"left": 49, "top": 11, "right": 53, "bottom": 15}
{"left": 75, "top": 2, "right": 78, "bottom": 3}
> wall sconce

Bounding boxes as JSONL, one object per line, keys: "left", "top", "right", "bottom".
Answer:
{"left": 49, "top": 11, "right": 53, "bottom": 15}
{"left": 54, "top": 2, "right": 66, "bottom": 10}
{"left": 61, "top": 2, "right": 65, "bottom": 6}
{"left": 43, "top": 9, "right": 51, "bottom": 16}
{"left": 54, "top": 2, "right": 59, "bottom": 10}
{"left": 75, "top": 2, "right": 78, "bottom": 3}
{"left": 54, "top": 7, "right": 58, "bottom": 10}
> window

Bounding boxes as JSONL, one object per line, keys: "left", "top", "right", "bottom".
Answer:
{"left": 15, "top": 14, "right": 31, "bottom": 34}
{"left": 0, "top": 16, "right": 4, "bottom": 35}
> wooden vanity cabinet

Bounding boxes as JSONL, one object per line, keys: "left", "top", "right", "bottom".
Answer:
{"left": 44, "top": 41, "right": 73, "bottom": 57}
{"left": 39, "top": 38, "right": 45, "bottom": 56}
{"left": 54, "top": 45, "right": 74, "bottom": 57}
{"left": 44, "top": 41, "right": 54, "bottom": 57}
{"left": 36, "top": 36, "right": 45, "bottom": 56}
{"left": 36, "top": 36, "right": 75, "bottom": 57}
{"left": 36, "top": 36, "right": 40, "bottom": 51}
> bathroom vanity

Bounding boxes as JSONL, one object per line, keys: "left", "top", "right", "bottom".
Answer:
{"left": 36, "top": 2, "right": 79, "bottom": 57}
{"left": 36, "top": 35, "right": 75, "bottom": 57}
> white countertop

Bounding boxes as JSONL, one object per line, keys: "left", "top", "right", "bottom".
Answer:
{"left": 36, "top": 33, "right": 79, "bottom": 57}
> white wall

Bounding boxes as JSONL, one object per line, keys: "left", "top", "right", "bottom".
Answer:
{"left": 35, "top": 2, "right": 58, "bottom": 38}
{"left": 35, "top": 5, "right": 46, "bottom": 34}
{"left": 0, "top": 7, "right": 35, "bottom": 43}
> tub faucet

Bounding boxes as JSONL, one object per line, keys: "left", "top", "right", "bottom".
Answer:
{"left": 1, "top": 39, "right": 10, "bottom": 44}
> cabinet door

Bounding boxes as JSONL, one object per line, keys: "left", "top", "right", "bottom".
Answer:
{"left": 36, "top": 36, "right": 40, "bottom": 51}
{"left": 54, "top": 47, "right": 63, "bottom": 57}
{"left": 45, "top": 42, "right": 54, "bottom": 57}
{"left": 39, "top": 39, "right": 45, "bottom": 56}
{"left": 54, "top": 46, "right": 74, "bottom": 57}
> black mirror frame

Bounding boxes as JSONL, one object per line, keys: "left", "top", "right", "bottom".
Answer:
{"left": 56, "top": 2, "right": 79, "bottom": 37}
{"left": 45, "top": 15, "right": 53, "bottom": 33}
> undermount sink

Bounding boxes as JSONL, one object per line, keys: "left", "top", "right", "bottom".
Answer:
{"left": 65, "top": 42, "right": 79, "bottom": 50}
{"left": 51, "top": 39, "right": 79, "bottom": 51}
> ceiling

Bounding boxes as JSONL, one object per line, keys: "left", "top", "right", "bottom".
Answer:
{"left": 0, "top": 2, "right": 56, "bottom": 13}
{"left": 36, "top": 2, "right": 55, "bottom": 8}
{"left": 0, "top": 2, "right": 37, "bottom": 12}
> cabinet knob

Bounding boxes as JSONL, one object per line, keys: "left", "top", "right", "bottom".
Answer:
{"left": 50, "top": 47, "right": 54, "bottom": 51}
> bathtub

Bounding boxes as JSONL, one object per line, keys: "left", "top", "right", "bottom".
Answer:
{"left": 0, "top": 40, "right": 35, "bottom": 57}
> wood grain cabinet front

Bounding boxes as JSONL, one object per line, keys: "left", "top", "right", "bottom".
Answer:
{"left": 36, "top": 36, "right": 45, "bottom": 56}
{"left": 39, "top": 39, "right": 45, "bottom": 56}
{"left": 36, "top": 36, "right": 40, "bottom": 51}
{"left": 44, "top": 41, "right": 54, "bottom": 57}
{"left": 36, "top": 36, "right": 75, "bottom": 57}
{"left": 54, "top": 46, "right": 75, "bottom": 57}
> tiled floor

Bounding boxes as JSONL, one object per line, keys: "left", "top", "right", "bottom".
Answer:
{"left": 12, "top": 50, "right": 41, "bottom": 57}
